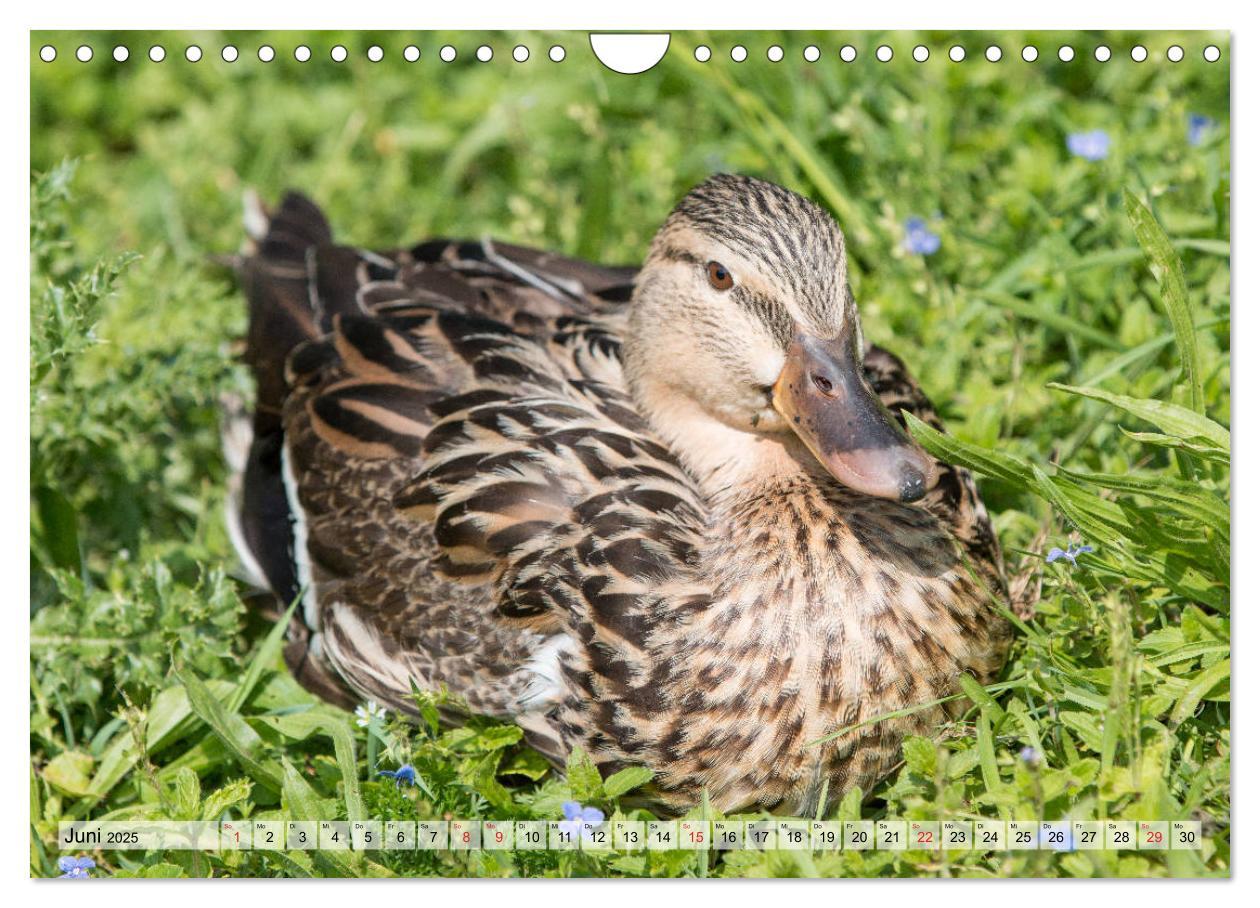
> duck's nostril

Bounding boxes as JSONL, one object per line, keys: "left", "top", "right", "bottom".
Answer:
{"left": 810, "top": 373, "right": 834, "bottom": 395}
{"left": 899, "top": 470, "right": 927, "bottom": 503}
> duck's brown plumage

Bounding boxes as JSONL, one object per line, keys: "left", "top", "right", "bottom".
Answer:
{"left": 228, "top": 178, "right": 1011, "bottom": 815}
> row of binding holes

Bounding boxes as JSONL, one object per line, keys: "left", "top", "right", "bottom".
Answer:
{"left": 38, "top": 43, "right": 568, "bottom": 63}
{"left": 696, "top": 43, "right": 1221, "bottom": 63}
{"left": 41, "top": 42, "right": 1224, "bottom": 65}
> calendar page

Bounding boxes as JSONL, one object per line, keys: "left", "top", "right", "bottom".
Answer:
{"left": 29, "top": 20, "right": 1230, "bottom": 882}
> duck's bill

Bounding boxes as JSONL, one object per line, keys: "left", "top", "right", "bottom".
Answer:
{"left": 772, "top": 329, "right": 937, "bottom": 503}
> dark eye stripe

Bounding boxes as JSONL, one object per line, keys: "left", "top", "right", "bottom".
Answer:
{"left": 657, "top": 244, "right": 703, "bottom": 266}
{"left": 732, "top": 287, "right": 793, "bottom": 346}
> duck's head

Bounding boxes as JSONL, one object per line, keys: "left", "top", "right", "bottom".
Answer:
{"left": 624, "top": 173, "right": 935, "bottom": 503}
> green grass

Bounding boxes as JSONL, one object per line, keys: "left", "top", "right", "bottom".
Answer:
{"left": 29, "top": 29, "right": 1229, "bottom": 878}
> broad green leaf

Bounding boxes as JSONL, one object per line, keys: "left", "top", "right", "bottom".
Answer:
{"left": 835, "top": 785, "right": 863, "bottom": 822}
{"left": 1170, "top": 659, "right": 1231, "bottom": 726}
{"left": 170, "top": 766, "right": 200, "bottom": 819}
{"left": 114, "top": 862, "right": 187, "bottom": 879}
{"left": 1124, "top": 189, "right": 1204, "bottom": 413}
{"left": 1121, "top": 429, "right": 1231, "bottom": 466}
{"left": 43, "top": 751, "right": 94, "bottom": 797}
{"left": 459, "top": 751, "right": 514, "bottom": 812}
{"left": 565, "top": 746, "right": 605, "bottom": 804}
{"left": 902, "top": 736, "right": 938, "bottom": 777}
{"left": 1058, "top": 710, "right": 1104, "bottom": 753}
{"left": 262, "top": 711, "right": 364, "bottom": 821}
{"left": 175, "top": 667, "right": 281, "bottom": 791}
{"left": 1061, "top": 468, "right": 1230, "bottom": 539}
{"left": 603, "top": 766, "right": 655, "bottom": 799}
{"left": 1048, "top": 384, "right": 1228, "bottom": 450}
{"left": 279, "top": 760, "right": 361, "bottom": 877}
{"left": 265, "top": 849, "right": 314, "bottom": 878}
{"left": 280, "top": 759, "right": 333, "bottom": 822}
{"left": 201, "top": 778, "right": 252, "bottom": 821}
{"left": 499, "top": 747, "right": 551, "bottom": 782}
{"left": 33, "top": 484, "right": 80, "bottom": 573}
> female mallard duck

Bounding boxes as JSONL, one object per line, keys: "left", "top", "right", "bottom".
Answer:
{"left": 228, "top": 174, "right": 1011, "bottom": 815}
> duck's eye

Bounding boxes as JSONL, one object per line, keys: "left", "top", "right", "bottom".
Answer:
{"left": 707, "top": 261, "right": 734, "bottom": 291}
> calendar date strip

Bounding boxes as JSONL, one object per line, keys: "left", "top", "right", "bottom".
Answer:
{"left": 58, "top": 818, "right": 1204, "bottom": 852}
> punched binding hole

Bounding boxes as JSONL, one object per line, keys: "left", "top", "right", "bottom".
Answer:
{"left": 949, "top": 45, "right": 965, "bottom": 62}
{"left": 39, "top": 45, "right": 56, "bottom": 62}
{"left": 840, "top": 45, "right": 857, "bottom": 62}
{"left": 1131, "top": 45, "right": 1148, "bottom": 62}
{"left": 1021, "top": 46, "right": 1038, "bottom": 62}
{"left": 404, "top": 45, "right": 421, "bottom": 62}
{"left": 295, "top": 45, "right": 312, "bottom": 62}
{"left": 367, "top": 45, "right": 384, "bottom": 62}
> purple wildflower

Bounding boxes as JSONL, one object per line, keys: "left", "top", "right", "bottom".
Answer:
{"left": 377, "top": 763, "right": 417, "bottom": 788}
{"left": 57, "top": 855, "right": 95, "bottom": 879}
{"left": 1046, "top": 543, "right": 1094, "bottom": 567}
{"left": 1067, "top": 129, "right": 1110, "bottom": 161}
{"left": 559, "top": 800, "right": 605, "bottom": 839}
{"left": 1188, "top": 113, "right": 1214, "bottom": 147}
{"left": 1019, "top": 745, "right": 1041, "bottom": 767}
{"left": 903, "top": 217, "right": 941, "bottom": 255}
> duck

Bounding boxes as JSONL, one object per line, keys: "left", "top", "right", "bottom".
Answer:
{"left": 226, "top": 174, "right": 1012, "bottom": 815}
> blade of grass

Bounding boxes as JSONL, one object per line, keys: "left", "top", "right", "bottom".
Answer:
{"left": 977, "top": 290, "right": 1126, "bottom": 351}
{"left": 176, "top": 667, "right": 282, "bottom": 791}
{"left": 227, "top": 595, "right": 300, "bottom": 712}
{"left": 1048, "top": 383, "right": 1228, "bottom": 449}
{"left": 1124, "top": 189, "right": 1204, "bottom": 414}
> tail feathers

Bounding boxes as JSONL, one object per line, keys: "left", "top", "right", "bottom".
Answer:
{"left": 250, "top": 190, "right": 333, "bottom": 262}
{"left": 230, "top": 191, "right": 332, "bottom": 625}
{"left": 241, "top": 191, "right": 333, "bottom": 428}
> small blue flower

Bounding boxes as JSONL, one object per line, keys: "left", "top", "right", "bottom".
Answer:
{"left": 903, "top": 217, "right": 941, "bottom": 255}
{"left": 1046, "top": 543, "right": 1095, "bottom": 567}
{"left": 1019, "top": 745, "right": 1041, "bottom": 767}
{"left": 377, "top": 763, "right": 417, "bottom": 788}
{"left": 1067, "top": 129, "right": 1110, "bottom": 161}
{"left": 559, "top": 800, "right": 605, "bottom": 839}
{"left": 57, "top": 855, "right": 95, "bottom": 879}
{"left": 1188, "top": 113, "right": 1215, "bottom": 147}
